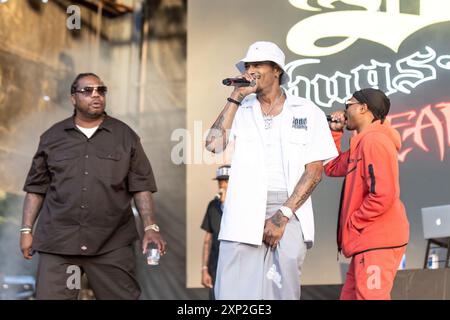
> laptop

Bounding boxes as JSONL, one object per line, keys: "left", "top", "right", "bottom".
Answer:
{"left": 421, "top": 204, "right": 450, "bottom": 239}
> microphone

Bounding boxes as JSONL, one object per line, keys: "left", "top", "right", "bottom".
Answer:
{"left": 222, "top": 78, "right": 256, "bottom": 87}
{"left": 326, "top": 115, "right": 345, "bottom": 123}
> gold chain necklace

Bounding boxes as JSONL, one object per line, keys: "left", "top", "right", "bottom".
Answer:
{"left": 261, "top": 91, "right": 284, "bottom": 129}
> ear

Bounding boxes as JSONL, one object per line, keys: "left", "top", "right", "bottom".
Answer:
{"left": 271, "top": 64, "right": 281, "bottom": 78}
{"left": 275, "top": 67, "right": 282, "bottom": 78}
{"left": 70, "top": 94, "right": 76, "bottom": 106}
{"left": 359, "top": 103, "right": 370, "bottom": 114}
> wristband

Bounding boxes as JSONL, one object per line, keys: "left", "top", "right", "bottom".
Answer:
{"left": 227, "top": 97, "right": 241, "bottom": 106}
{"left": 279, "top": 206, "right": 294, "bottom": 219}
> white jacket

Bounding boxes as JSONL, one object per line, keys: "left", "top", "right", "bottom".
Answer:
{"left": 218, "top": 91, "right": 338, "bottom": 246}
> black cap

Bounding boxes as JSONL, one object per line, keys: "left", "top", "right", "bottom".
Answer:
{"left": 353, "top": 88, "right": 390, "bottom": 122}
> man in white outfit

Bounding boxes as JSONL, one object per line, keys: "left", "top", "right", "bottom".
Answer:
{"left": 205, "top": 41, "right": 337, "bottom": 299}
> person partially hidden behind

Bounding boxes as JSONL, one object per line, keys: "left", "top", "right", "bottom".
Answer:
{"left": 325, "top": 88, "right": 409, "bottom": 300}
{"left": 20, "top": 73, "right": 166, "bottom": 299}
{"left": 200, "top": 165, "right": 230, "bottom": 300}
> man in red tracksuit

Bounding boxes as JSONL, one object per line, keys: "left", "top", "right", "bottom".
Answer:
{"left": 325, "top": 88, "right": 409, "bottom": 300}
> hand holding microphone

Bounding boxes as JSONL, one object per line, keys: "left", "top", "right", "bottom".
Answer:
{"left": 327, "top": 111, "right": 346, "bottom": 132}
{"left": 222, "top": 72, "right": 260, "bottom": 87}
{"left": 223, "top": 72, "right": 260, "bottom": 100}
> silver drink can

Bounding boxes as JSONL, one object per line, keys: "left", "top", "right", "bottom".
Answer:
{"left": 147, "top": 247, "right": 160, "bottom": 265}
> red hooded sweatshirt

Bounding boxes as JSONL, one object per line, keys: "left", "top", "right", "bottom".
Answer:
{"left": 324, "top": 120, "right": 409, "bottom": 258}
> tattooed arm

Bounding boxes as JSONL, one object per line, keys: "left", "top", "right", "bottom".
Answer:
{"left": 283, "top": 161, "right": 323, "bottom": 212}
{"left": 20, "top": 193, "right": 44, "bottom": 259}
{"left": 21, "top": 193, "right": 44, "bottom": 229}
{"left": 133, "top": 191, "right": 166, "bottom": 255}
{"left": 263, "top": 161, "right": 323, "bottom": 248}
{"left": 205, "top": 69, "right": 259, "bottom": 153}
{"left": 205, "top": 91, "right": 244, "bottom": 154}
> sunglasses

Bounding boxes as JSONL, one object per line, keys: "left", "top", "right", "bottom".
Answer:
{"left": 74, "top": 86, "right": 108, "bottom": 96}
{"left": 344, "top": 101, "right": 360, "bottom": 110}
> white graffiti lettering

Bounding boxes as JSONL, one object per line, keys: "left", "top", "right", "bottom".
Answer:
{"left": 285, "top": 47, "right": 448, "bottom": 108}
{"left": 287, "top": 0, "right": 450, "bottom": 57}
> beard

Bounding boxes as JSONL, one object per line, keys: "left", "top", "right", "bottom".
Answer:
{"left": 75, "top": 103, "right": 105, "bottom": 119}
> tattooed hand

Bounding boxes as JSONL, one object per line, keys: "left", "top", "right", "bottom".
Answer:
{"left": 263, "top": 210, "right": 289, "bottom": 249}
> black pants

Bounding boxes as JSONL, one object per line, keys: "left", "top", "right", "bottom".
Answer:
{"left": 35, "top": 245, "right": 140, "bottom": 300}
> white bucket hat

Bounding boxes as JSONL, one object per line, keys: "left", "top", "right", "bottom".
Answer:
{"left": 235, "top": 41, "right": 290, "bottom": 85}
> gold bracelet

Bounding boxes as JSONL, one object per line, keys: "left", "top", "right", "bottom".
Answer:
{"left": 144, "top": 224, "right": 160, "bottom": 232}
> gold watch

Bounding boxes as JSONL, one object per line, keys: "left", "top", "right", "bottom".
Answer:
{"left": 144, "top": 224, "right": 160, "bottom": 232}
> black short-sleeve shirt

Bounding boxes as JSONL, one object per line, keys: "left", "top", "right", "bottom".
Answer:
{"left": 23, "top": 115, "right": 157, "bottom": 255}
{"left": 200, "top": 199, "right": 223, "bottom": 279}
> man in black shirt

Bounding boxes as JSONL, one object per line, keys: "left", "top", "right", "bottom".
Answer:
{"left": 200, "top": 165, "right": 230, "bottom": 300}
{"left": 19, "top": 73, "right": 166, "bottom": 299}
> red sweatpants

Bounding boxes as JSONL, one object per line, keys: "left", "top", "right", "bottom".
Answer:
{"left": 340, "top": 246, "right": 406, "bottom": 300}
